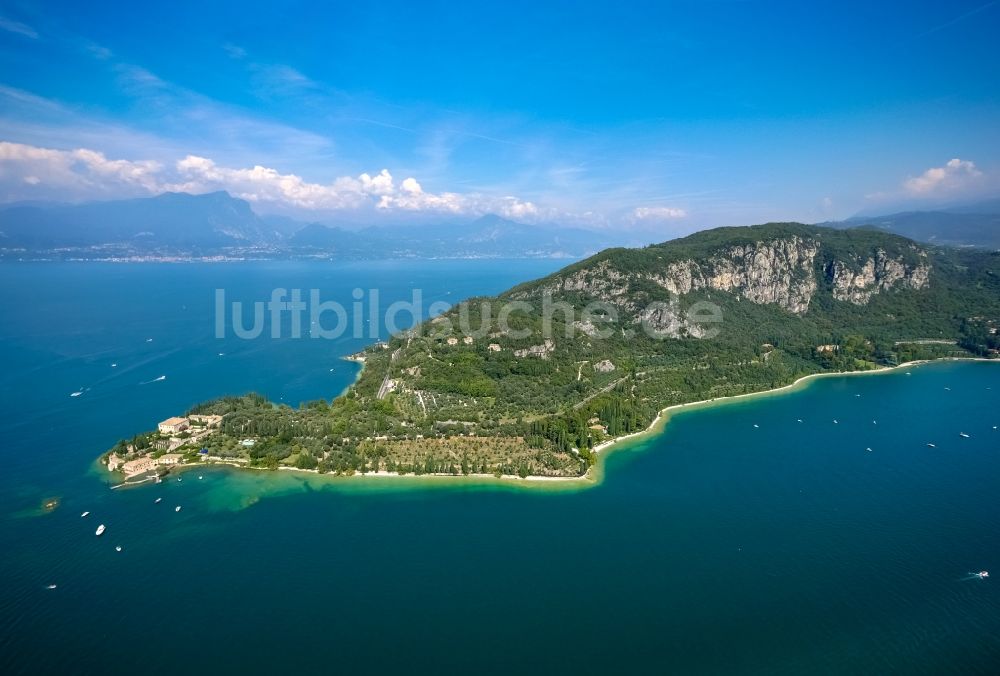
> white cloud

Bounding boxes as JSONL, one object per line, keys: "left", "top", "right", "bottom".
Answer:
{"left": 250, "top": 65, "right": 319, "bottom": 99}
{"left": 359, "top": 169, "right": 394, "bottom": 196}
{"left": 496, "top": 197, "right": 539, "bottom": 220}
{"left": 223, "top": 43, "right": 247, "bottom": 59}
{"left": 401, "top": 177, "right": 422, "bottom": 195}
{"left": 903, "top": 158, "right": 983, "bottom": 196}
{"left": 0, "top": 141, "right": 163, "bottom": 194}
{"left": 85, "top": 42, "right": 113, "bottom": 60}
{"left": 173, "top": 154, "right": 380, "bottom": 209}
{"left": 0, "top": 16, "right": 38, "bottom": 39}
{"left": 631, "top": 206, "right": 688, "bottom": 221}
{"left": 378, "top": 176, "right": 464, "bottom": 213}
{"left": 0, "top": 141, "right": 553, "bottom": 220}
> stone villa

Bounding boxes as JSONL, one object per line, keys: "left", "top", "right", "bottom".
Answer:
{"left": 158, "top": 416, "right": 190, "bottom": 435}
{"left": 110, "top": 414, "right": 224, "bottom": 476}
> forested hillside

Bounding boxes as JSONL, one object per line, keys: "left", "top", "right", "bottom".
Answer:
{"left": 106, "top": 223, "right": 1000, "bottom": 479}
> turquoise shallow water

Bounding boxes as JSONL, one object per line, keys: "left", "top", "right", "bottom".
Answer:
{"left": 2, "top": 262, "right": 1000, "bottom": 675}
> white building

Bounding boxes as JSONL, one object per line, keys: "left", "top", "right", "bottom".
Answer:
{"left": 158, "top": 416, "right": 190, "bottom": 435}
{"left": 121, "top": 457, "right": 157, "bottom": 475}
{"left": 188, "top": 414, "right": 222, "bottom": 428}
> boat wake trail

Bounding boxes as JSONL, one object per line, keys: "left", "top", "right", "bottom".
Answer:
{"left": 959, "top": 571, "right": 990, "bottom": 582}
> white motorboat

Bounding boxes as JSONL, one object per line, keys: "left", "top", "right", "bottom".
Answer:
{"left": 95, "top": 524, "right": 106, "bottom": 536}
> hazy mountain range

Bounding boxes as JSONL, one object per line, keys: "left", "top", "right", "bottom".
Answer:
{"left": 1, "top": 191, "right": 998, "bottom": 260}
{"left": 0, "top": 191, "right": 648, "bottom": 259}
{"left": 825, "top": 198, "right": 1000, "bottom": 249}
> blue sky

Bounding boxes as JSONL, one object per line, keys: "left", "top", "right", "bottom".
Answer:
{"left": 0, "top": 0, "right": 998, "bottom": 233}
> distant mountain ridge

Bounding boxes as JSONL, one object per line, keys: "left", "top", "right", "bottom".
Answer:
{"left": 827, "top": 198, "right": 1000, "bottom": 249}
{"left": 288, "top": 213, "right": 637, "bottom": 258}
{"left": 5, "top": 190, "right": 998, "bottom": 260}
{"left": 0, "top": 191, "right": 646, "bottom": 259}
{"left": 0, "top": 191, "right": 281, "bottom": 250}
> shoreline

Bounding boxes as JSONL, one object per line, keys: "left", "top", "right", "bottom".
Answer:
{"left": 276, "top": 466, "right": 585, "bottom": 483}
{"left": 104, "top": 357, "right": 997, "bottom": 491}
{"left": 589, "top": 358, "right": 996, "bottom": 463}
{"left": 109, "top": 451, "right": 589, "bottom": 489}
{"left": 339, "top": 353, "right": 366, "bottom": 398}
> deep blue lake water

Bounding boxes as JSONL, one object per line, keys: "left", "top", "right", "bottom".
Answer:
{"left": 2, "top": 261, "right": 999, "bottom": 675}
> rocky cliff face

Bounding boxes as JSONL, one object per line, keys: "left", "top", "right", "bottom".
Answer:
{"left": 528, "top": 235, "right": 932, "bottom": 325}
{"left": 828, "top": 249, "right": 931, "bottom": 304}
{"left": 648, "top": 236, "right": 819, "bottom": 313}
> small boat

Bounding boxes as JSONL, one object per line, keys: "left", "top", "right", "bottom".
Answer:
{"left": 177, "top": 478, "right": 182, "bottom": 482}
{"left": 154, "top": 497, "right": 162, "bottom": 503}
{"left": 95, "top": 524, "right": 106, "bottom": 536}
{"left": 977, "top": 571, "right": 989, "bottom": 579}
{"left": 115, "top": 546, "right": 122, "bottom": 552}
{"left": 175, "top": 506, "right": 181, "bottom": 512}
{"left": 198, "top": 476, "right": 203, "bottom": 480}
{"left": 796, "top": 419, "right": 803, "bottom": 423}
{"left": 46, "top": 584, "right": 57, "bottom": 590}
{"left": 111, "top": 363, "right": 117, "bottom": 367}
{"left": 945, "top": 387, "right": 951, "bottom": 391}
{"left": 927, "top": 443, "right": 936, "bottom": 448}
{"left": 833, "top": 419, "right": 839, "bottom": 424}
{"left": 866, "top": 447, "right": 873, "bottom": 452}
{"left": 855, "top": 394, "right": 861, "bottom": 397}
{"left": 872, "top": 420, "right": 877, "bottom": 425}
{"left": 960, "top": 433, "right": 971, "bottom": 438}
{"left": 70, "top": 391, "right": 83, "bottom": 397}
{"left": 80, "top": 511, "right": 89, "bottom": 518}
{"left": 753, "top": 424, "right": 759, "bottom": 429}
